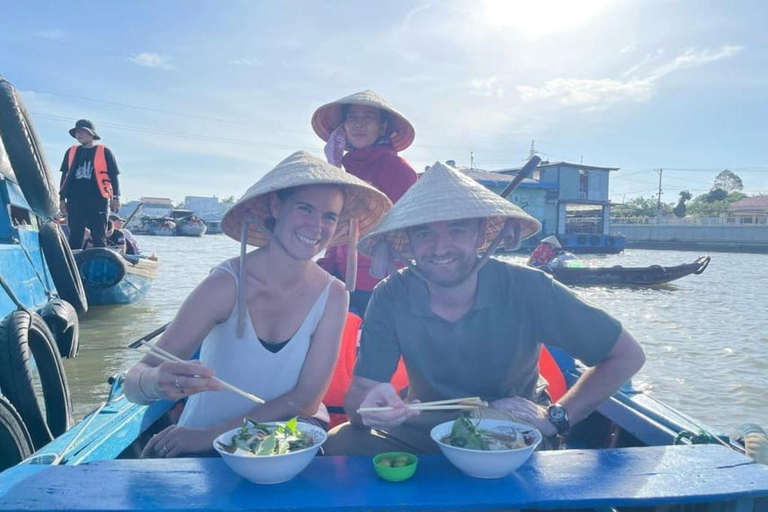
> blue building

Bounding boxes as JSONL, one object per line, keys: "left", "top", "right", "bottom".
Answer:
{"left": 461, "top": 160, "right": 623, "bottom": 252}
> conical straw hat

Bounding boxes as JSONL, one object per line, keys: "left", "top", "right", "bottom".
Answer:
{"left": 541, "top": 235, "right": 562, "bottom": 248}
{"left": 311, "top": 90, "right": 415, "bottom": 152}
{"left": 358, "top": 161, "right": 541, "bottom": 259}
{"left": 222, "top": 151, "right": 392, "bottom": 248}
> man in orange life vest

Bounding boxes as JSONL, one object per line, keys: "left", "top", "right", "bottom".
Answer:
{"left": 58, "top": 119, "right": 121, "bottom": 250}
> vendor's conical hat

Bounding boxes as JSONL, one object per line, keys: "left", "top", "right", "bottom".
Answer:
{"left": 358, "top": 161, "right": 541, "bottom": 259}
{"left": 541, "top": 235, "right": 562, "bottom": 248}
{"left": 311, "top": 90, "right": 415, "bottom": 152}
{"left": 222, "top": 151, "right": 392, "bottom": 248}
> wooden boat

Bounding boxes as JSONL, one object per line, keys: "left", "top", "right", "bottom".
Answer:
{"left": 74, "top": 248, "right": 158, "bottom": 305}
{"left": 544, "top": 255, "right": 710, "bottom": 286}
{"left": 148, "top": 219, "right": 176, "bottom": 237}
{"left": 1, "top": 339, "right": 765, "bottom": 511}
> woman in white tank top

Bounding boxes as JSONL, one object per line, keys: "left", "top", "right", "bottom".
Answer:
{"left": 123, "top": 152, "right": 391, "bottom": 458}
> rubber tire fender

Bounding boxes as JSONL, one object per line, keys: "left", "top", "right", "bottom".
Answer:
{"left": 0, "top": 395, "right": 34, "bottom": 472}
{"left": 39, "top": 220, "right": 88, "bottom": 314}
{"left": 39, "top": 299, "right": 79, "bottom": 359}
{"left": 0, "top": 77, "right": 58, "bottom": 218}
{"left": 0, "top": 310, "right": 73, "bottom": 449}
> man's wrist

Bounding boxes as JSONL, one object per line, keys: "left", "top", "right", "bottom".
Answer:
{"left": 546, "top": 403, "right": 570, "bottom": 435}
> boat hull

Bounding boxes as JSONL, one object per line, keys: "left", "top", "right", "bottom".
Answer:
{"left": 74, "top": 249, "right": 158, "bottom": 305}
{"left": 559, "top": 233, "right": 626, "bottom": 254}
{"left": 176, "top": 222, "right": 206, "bottom": 236}
{"left": 547, "top": 256, "right": 710, "bottom": 286}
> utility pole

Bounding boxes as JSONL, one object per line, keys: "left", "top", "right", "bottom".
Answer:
{"left": 470, "top": 151, "right": 475, "bottom": 169}
{"left": 528, "top": 140, "right": 536, "bottom": 159}
{"left": 655, "top": 168, "right": 663, "bottom": 216}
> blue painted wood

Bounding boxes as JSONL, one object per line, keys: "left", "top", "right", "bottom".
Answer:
{"left": 1, "top": 445, "right": 766, "bottom": 511}
{"left": 78, "top": 251, "right": 156, "bottom": 306}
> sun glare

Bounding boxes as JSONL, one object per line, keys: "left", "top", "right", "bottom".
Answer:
{"left": 482, "top": 0, "right": 611, "bottom": 35}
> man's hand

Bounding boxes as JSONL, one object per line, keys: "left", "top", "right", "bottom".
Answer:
{"left": 358, "top": 383, "right": 420, "bottom": 429}
{"left": 59, "top": 200, "right": 67, "bottom": 216}
{"left": 491, "top": 396, "right": 558, "bottom": 437}
{"left": 110, "top": 198, "right": 121, "bottom": 213}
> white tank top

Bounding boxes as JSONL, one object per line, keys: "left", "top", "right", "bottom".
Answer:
{"left": 178, "top": 260, "right": 334, "bottom": 429}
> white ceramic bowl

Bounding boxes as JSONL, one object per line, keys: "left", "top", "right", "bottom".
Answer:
{"left": 430, "top": 418, "right": 541, "bottom": 479}
{"left": 213, "top": 422, "right": 327, "bottom": 484}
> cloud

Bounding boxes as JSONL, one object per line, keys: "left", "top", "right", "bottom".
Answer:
{"left": 517, "top": 78, "right": 654, "bottom": 111}
{"left": 517, "top": 45, "right": 744, "bottom": 111}
{"left": 128, "top": 53, "right": 174, "bottom": 70}
{"left": 620, "top": 43, "right": 637, "bottom": 54}
{"left": 32, "top": 30, "right": 68, "bottom": 42}
{"left": 229, "top": 58, "right": 261, "bottom": 67}
{"left": 470, "top": 77, "right": 503, "bottom": 97}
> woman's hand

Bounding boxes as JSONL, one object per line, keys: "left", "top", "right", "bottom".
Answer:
{"left": 358, "top": 383, "right": 420, "bottom": 429}
{"left": 490, "top": 396, "right": 557, "bottom": 437}
{"left": 141, "top": 425, "right": 217, "bottom": 458}
{"left": 147, "top": 360, "right": 223, "bottom": 401}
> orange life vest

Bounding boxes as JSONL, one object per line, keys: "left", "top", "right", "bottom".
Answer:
{"left": 61, "top": 145, "right": 114, "bottom": 199}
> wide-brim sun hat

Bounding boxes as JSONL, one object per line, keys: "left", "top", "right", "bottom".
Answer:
{"left": 358, "top": 161, "right": 541, "bottom": 260}
{"left": 222, "top": 151, "right": 392, "bottom": 248}
{"left": 541, "top": 235, "right": 562, "bottom": 248}
{"left": 311, "top": 90, "right": 415, "bottom": 152}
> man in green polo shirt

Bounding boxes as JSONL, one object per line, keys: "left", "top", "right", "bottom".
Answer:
{"left": 324, "top": 161, "right": 645, "bottom": 455}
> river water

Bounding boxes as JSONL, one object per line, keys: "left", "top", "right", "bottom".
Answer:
{"left": 63, "top": 235, "right": 768, "bottom": 434}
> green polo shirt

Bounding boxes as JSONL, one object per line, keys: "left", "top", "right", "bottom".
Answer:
{"left": 355, "top": 258, "right": 622, "bottom": 403}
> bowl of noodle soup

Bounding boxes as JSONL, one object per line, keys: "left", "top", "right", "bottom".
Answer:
{"left": 430, "top": 417, "right": 541, "bottom": 479}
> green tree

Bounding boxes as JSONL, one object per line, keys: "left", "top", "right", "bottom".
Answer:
{"left": 673, "top": 190, "right": 692, "bottom": 218}
{"left": 613, "top": 195, "right": 672, "bottom": 218}
{"left": 713, "top": 169, "right": 744, "bottom": 193}
{"left": 221, "top": 195, "right": 236, "bottom": 205}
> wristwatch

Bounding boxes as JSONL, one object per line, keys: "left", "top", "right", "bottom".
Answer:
{"left": 546, "top": 403, "right": 570, "bottom": 435}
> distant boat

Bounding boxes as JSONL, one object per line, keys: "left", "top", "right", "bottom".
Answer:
{"left": 204, "top": 219, "right": 222, "bottom": 234}
{"left": 148, "top": 219, "right": 176, "bottom": 236}
{"left": 74, "top": 248, "right": 158, "bottom": 305}
{"left": 544, "top": 255, "right": 710, "bottom": 286}
{"left": 171, "top": 209, "right": 207, "bottom": 237}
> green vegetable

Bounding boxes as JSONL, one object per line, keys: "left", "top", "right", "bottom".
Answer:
{"left": 219, "top": 418, "right": 315, "bottom": 456}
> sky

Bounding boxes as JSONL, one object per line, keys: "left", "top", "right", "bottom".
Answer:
{"left": 2, "top": 0, "right": 767, "bottom": 205}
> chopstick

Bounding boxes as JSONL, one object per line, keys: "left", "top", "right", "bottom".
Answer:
{"left": 357, "top": 397, "right": 487, "bottom": 413}
{"left": 134, "top": 340, "right": 265, "bottom": 405}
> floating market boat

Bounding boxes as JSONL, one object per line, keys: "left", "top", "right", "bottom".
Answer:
{"left": 74, "top": 248, "right": 159, "bottom": 305}
{"left": 545, "top": 255, "right": 711, "bottom": 286}
{"left": 171, "top": 209, "right": 207, "bottom": 237}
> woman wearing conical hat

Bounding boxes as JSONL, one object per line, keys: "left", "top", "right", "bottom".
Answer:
{"left": 527, "top": 234, "right": 563, "bottom": 268}
{"left": 312, "top": 90, "right": 418, "bottom": 315}
{"left": 123, "top": 151, "right": 391, "bottom": 458}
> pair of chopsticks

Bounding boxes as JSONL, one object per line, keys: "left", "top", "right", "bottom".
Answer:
{"left": 358, "top": 396, "right": 488, "bottom": 413}
{"left": 130, "top": 336, "right": 265, "bottom": 406}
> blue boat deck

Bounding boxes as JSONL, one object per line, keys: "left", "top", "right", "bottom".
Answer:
{"left": 1, "top": 444, "right": 766, "bottom": 511}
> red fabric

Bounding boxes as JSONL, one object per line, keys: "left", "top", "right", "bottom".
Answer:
{"left": 318, "top": 146, "right": 417, "bottom": 291}
{"left": 324, "top": 312, "right": 409, "bottom": 429}
{"left": 528, "top": 244, "right": 559, "bottom": 267}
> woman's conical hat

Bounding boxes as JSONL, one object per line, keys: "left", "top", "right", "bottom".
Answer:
{"left": 222, "top": 151, "right": 392, "bottom": 247}
{"left": 311, "top": 90, "right": 415, "bottom": 152}
{"left": 358, "top": 161, "right": 541, "bottom": 259}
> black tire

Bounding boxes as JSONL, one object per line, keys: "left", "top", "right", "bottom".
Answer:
{"left": 0, "top": 310, "right": 73, "bottom": 449}
{"left": 39, "top": 220, "right": 88, "bottom": 314}
{"left": 0, "top": 77, "right": 58, "bottom": 218}
{"left": 75, "top": 248, "right": 125, "bottom": 288}
{"left": 0, "top": 395, "right": 34, "bottom": 472}
{"left": 39, "top": 299, "right": 79, "bottom": 359}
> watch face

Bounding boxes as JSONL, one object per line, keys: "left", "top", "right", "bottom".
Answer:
{"left": 548, "top": 405, "right": 565, "bottom": 422}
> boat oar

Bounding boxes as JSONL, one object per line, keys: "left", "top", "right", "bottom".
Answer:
{"left": 123, "top": 202, "right": 144, "bottom": 229}
{"left": 500, "top": 155, "right": 541, "bottom": 199}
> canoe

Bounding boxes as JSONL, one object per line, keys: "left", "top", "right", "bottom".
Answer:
{"left": 74, "top": 248, "right": 158, "bottom": 305}
{"left": 546, "top": 255, "right": 711, "bottom": 286}
{"left": 2, "top": 334, "right": 766, "bottom": 511}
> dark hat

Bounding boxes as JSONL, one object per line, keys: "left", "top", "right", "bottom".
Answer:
{"left": 109, "top": 213, "right": 125, "bottom": 222}
{"left": 69, "top": 119, "right": 101, "bottom": 140}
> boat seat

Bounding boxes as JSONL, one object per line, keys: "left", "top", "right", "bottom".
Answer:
{"left": 323, "top": 313, "right": 569, "bottom": 428}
